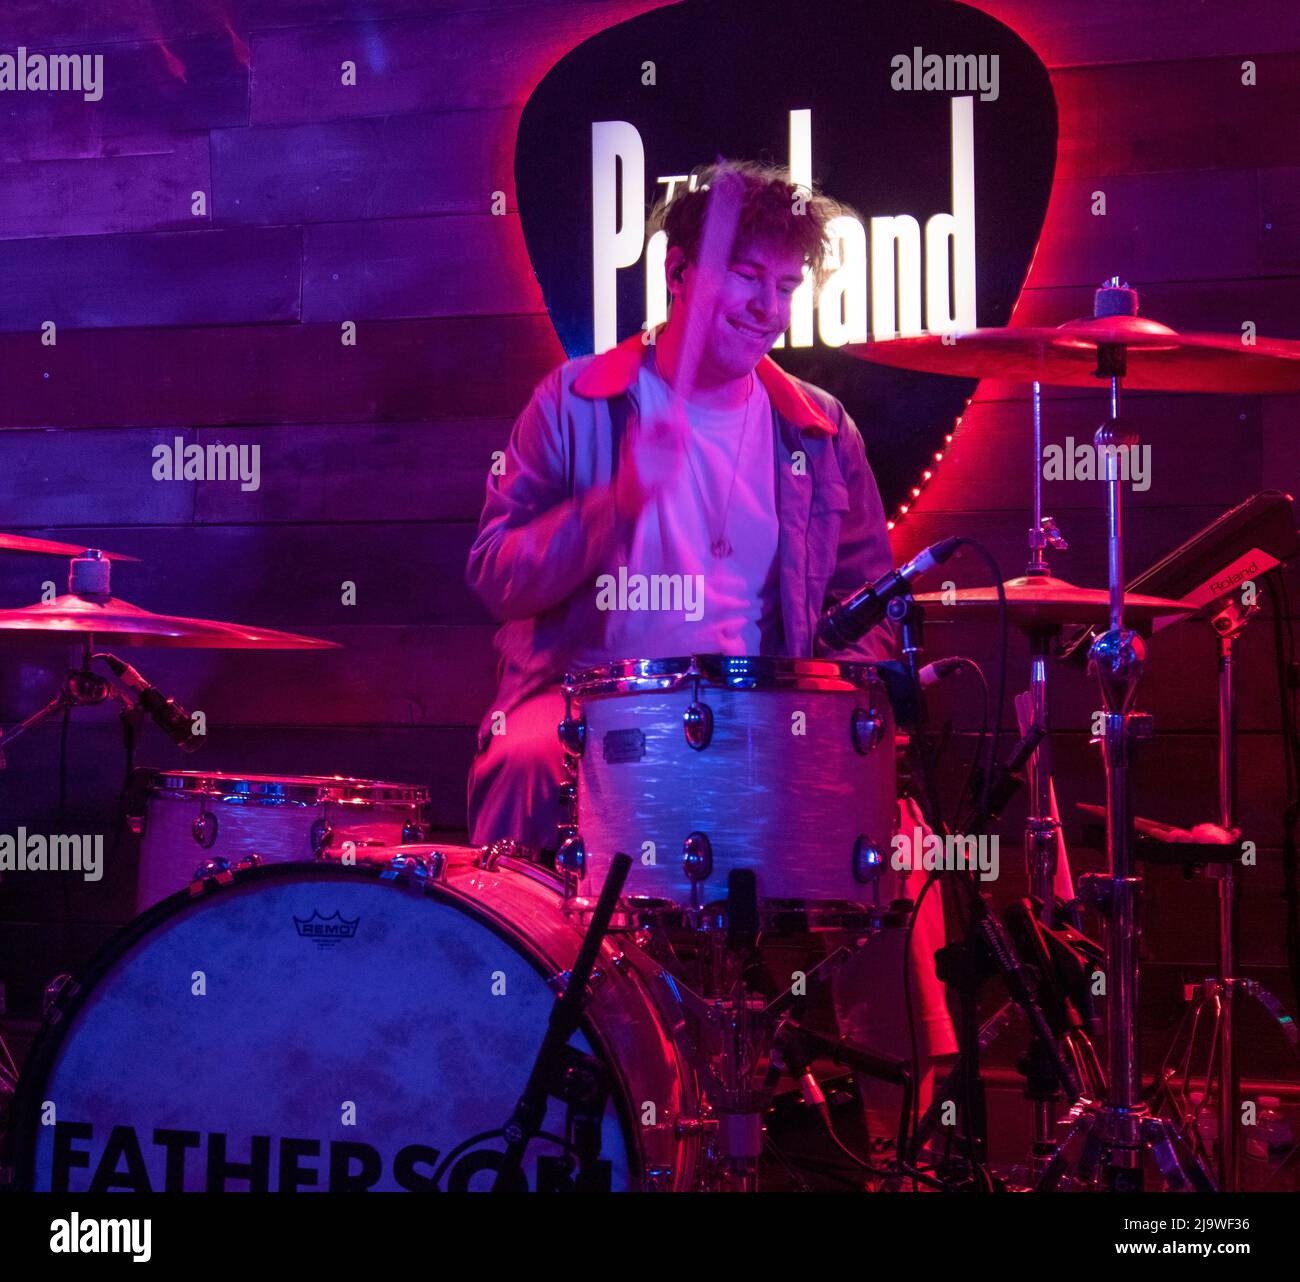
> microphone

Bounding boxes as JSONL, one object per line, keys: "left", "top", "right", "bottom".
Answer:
{"left": 917, "top": 655, "right": 965, "bottom": 689}
{"left": 817, "top": 537, "right": 961, "bottom": 649}
{"left": 101, "top": 655, "right": 202, "bottom": 752}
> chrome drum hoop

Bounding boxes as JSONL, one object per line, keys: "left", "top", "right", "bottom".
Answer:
{"left": 565, "top": 653, "right": 883, "bottom": 698}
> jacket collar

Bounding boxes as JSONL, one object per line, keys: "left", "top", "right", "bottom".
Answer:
{"left": 572, "top": 328, "right": 837, "bottom": 436}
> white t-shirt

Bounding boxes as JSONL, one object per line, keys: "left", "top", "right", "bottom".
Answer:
{"left": 576, "top": 352, "right": 782, "bottom": 668}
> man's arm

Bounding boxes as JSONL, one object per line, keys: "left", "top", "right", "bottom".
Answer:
{"left": 465, "top": 369, "right": 632, "bottom": 622}
{"left": 818, "top": 406, "right": 900, "bottom": 666}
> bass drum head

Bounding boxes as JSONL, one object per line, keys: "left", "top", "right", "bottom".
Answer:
{"left": 9, "top": 862, "right": 651, "bottom": 1192}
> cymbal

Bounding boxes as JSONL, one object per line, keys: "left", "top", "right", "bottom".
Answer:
{"left": 0, "top": 532, "right": 138, "bottom": 560}
{"left": 914, "top": 573, "right": 1195, "bottom": 630}
{"left": 848, "top": 315, "right": 1300, "bottom": 392}
{"left": 0, "top": 594, "right": 339, "bottom": 649}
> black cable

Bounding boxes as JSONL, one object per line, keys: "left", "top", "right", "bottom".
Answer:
{"left": 897, "top": 537, "right": 1005, "bottom": 1186}
{"left": 902, "top": 867, "right": 941, "bottom": 1173}
{"left": 950, "top": 538, "right": 1009, "bottom": 821}
{"left": 946, "top": 657, "right": 990, "bottom": 832}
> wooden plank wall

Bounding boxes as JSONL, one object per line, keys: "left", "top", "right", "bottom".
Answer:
{"left": 0, "top": 0, "right": 1296, "bottom": 1085}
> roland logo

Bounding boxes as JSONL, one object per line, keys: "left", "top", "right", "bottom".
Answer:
{"left": 1209, "top": 559, "right": 1258, "bottom": 596}
{"left": 293, "top": 910, "right": 360, "bottom": 944}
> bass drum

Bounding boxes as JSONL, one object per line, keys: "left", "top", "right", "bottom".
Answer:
{"left": 7, "top": 848, "right": 698, "bottom": 1192}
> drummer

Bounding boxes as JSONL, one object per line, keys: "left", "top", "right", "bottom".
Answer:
{"left": 465, "top": 159, "right": 955, "bottom": 1136}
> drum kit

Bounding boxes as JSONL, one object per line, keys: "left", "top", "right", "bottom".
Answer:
{"left": 2, "top": 279, "right": 1300, "bottom": 1194}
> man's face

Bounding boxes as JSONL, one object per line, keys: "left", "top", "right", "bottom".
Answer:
{"left": 669, "top": 234, "right": 807, "bottom": 383}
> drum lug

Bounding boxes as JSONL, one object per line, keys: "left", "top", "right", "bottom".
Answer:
{"left": 310, "top": 818, "right": 334, "bottom": 857}
{"left": 851, "top": 706, "right": 885, "bottom": 755}
{"left": 401, "top": 821, "right": 427, "bottom": 844}
{"left": 478, "top": 838, "right": 528, "bottom": 872}
{"left": 683, "top": 831, "right": 713, "bottom": 885}
{"left": 191, "top": 810, "right": 218, "bottom": 849}
{"left": 556, "top": 830, "right": 586, "bottom": 880}
{"left": 852, "top": 835, "right": 884, "bottom": 887}
{"left": 191, "top": 856, "right": 231, "bottom": 887}
{"left": 558, "top": 712, "right": 587, "bottom": 756}
{"left": 683, "top": 699, "right": 713, "bottom": 751}
{"left": 382, "top": 852, "right": 432, "bottom": 885}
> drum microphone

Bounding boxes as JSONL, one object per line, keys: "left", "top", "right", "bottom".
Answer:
{"left": 817, "top": 537, "right": 961, "bottom": 648}
{"left": 918, "top": 655, "right": 965, "bottom": 689}
{"left": 101, "top": 655, "right": 202, "bottom": 752}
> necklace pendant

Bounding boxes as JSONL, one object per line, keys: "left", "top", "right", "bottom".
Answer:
{"left": 711, "top": 536, "right": 733, "bottom": 559}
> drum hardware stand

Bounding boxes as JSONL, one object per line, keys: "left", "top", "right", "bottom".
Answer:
{"left": 1039, "top": 290, "right": 1214, "bottom": 1192}
{"left": 0, "top": 639, "right": 114, "bottom": 769}
{"left": 1146, "top": 589, "right": 1300, "bottom": 1190}
{"left": 1022, "top": 379, "right": 1091, "bottom": 1169}
{"left": 492, "top": 851, "right": 631, "bottom": 1192}
{"left": 657, "top": 885, "right": 874, "bottom": 1190}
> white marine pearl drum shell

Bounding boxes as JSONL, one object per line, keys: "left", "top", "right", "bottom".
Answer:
{"left": 131, "top": 771, "right": 431, "bottom": 914}
{"left": 567, "top": 656, "right": 896, "bottom": 906}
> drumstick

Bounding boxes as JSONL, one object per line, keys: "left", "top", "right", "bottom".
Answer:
{"left": 670, "top": 163, "right": 744, "bottom": 402}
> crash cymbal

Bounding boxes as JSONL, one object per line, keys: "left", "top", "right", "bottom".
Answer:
{"left": 0, "top": 593, "right": 339, "bottom": 649}
{"left": 847, "top": 315, "right": 1300, "bottom": 392}
{"left": 0, "top": 532, "right": 138, "bottom": 560}
{"left": 914, "top": 573, "right": 1195, "bottom": 630}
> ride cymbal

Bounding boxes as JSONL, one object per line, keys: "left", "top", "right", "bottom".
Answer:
{"left": 848, "top": 315, "right": 1300, "bottom": 392}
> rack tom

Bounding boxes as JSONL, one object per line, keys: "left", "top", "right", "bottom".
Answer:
{"left": 559, "top": 656, "right": 895, "bottom": 912}
{"left": 128, "top": 770, "right": 431, "bottom": 913}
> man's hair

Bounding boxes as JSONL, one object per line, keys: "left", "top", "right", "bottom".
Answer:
{"left": 647, "top": 159, "right": 849, "bottom": 294}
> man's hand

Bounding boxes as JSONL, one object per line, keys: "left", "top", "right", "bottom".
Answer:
{"left": 615, "top": 394, "right": 689, "bottom": 519}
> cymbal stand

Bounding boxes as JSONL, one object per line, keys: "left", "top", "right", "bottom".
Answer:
{"left": 0, "top": 639, "right": 113, "bottom": 769}
{"left": 1024, "top": 381, "right": 1068, "bottom": 1166}
{"left": 1151, "top": 593, "right": 1300, "bottom": 1189}
{"left": 1040, "top": 283, "right": 1214, "bottom": 1191}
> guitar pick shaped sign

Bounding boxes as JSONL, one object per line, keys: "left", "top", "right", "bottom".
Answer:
{"left": 515, "top": 0, "right": 1057, "bottom": 515}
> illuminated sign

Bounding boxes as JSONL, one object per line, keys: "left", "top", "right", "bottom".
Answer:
{"left": 592, "top": 98, "right": 976, "bottom": 354}
{"left": 515, "top": 0, "right": 1057, "bottom": 513}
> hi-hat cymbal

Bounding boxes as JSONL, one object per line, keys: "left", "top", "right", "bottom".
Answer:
{"left": 0, "top": 532, "right": 138, "bottom": 560}
{"left": 848, "top": 315, "right": 1300, "bottom": 392}
{"left": 0, "top": 593, "right": 339, "bottom": 649}
{"left": 914, "top": 573, "right": 1194, "bottom": 630}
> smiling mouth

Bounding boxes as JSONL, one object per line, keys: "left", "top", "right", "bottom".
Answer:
{"left": 729, "top": 318, "right": 772, "bottom": 339}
